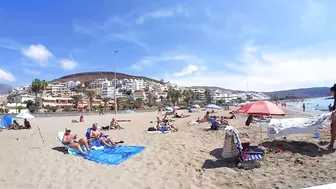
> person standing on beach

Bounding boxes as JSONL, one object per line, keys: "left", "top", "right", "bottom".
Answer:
{"left": 302, "top": 103, "right": 306, "bottom": 112}
{"left": 328, "top": 84, "right": 336, "bottom": 149}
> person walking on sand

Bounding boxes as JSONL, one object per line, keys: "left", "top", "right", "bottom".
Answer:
{"left": 302, "top": 103, "right": 306, "bottom": 112}
{"left": 328, "top": 84, "right": 336, "bottom": 149}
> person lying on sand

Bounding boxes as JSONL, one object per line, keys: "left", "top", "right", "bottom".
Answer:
{"left": 88, "top": 123, "right": 118, "bottom": 147}
{"left": 156, "top": 119, "right": 178, "bottom": 132}
{"left": 71, "top": 119, "right": 79, "bottom": 123}
{"left": 62, "top": 128, "right": 90, "bottom": 156}
{"left": 174, "top": 113, "right": 190, "bottom": 118}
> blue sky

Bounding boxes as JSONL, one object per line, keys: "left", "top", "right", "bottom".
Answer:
{"left": 0, "top": 0, "right": 336, "bottom": 92}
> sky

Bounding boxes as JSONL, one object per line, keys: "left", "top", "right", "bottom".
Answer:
{"left": 0, "top": 0, "right": 336, "bottom": 92}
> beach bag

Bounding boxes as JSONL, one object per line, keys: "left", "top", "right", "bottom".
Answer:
{"left": 222, "top": 132, "right": 240, "bottom": 159}
{"left": 147, "top": 127, "right": 157, "bottom": 131}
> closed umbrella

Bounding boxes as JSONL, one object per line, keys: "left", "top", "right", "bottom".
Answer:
{"left": 205, "top": 104, "right": 221, "bottom": 109}
{"left": 16, "top": 112, "right": 35, "bottom": 119}
{"left": 235, "top": 101, "right": 285, "bottom": 115}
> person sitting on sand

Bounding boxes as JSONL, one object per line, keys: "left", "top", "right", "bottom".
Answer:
{"left": 202, "top": 111, "right": 210, "bottom": 122}
{"left": 79, "top": 115, "right": 84, "bottom": 122}
{"left": 9, "top": 120, "right": 21, "bottom": 130}
{"left": 62, "top": 128, "right": 90, "bottom": 156}
{"left": 164, "top": 119, "right": 178, "bottom": 132}
{"left": 220, "top": 116, "right": 229, "bottom": 126}
{"left": 24, "top": 119, "right": 31, "bottom": 129}
{"left": 223, "top": 114, "right": 236, "bottom": 119}
{"left": 88, "top": 123, "right": 118, "bottom": 147}
{"left": 110, "top": 118, "right": 124, "bottom": 129}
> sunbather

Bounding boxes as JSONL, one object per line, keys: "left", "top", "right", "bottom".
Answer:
{"left": 79, "top": 115, "right": 84, "bottom": 122}
{"left": 62, "top": 128, "right": 90, "bottom": 156}
{"left": 24, "top": 119, "right": 31, "bottom": 129}
{"left": 110, "top": 118, "right": 124, "bottom": 129}
{"left": 88, "top": 123, "right": 118, "bottom": 147}
{"left": 8, "top": 120, "right": 22, "bottom": 130}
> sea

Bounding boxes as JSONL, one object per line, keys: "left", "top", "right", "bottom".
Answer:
{"left": 287, "top": 97, "right": 334, "bottom": 113}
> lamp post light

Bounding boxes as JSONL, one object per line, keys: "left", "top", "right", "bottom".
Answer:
{"left": 114, "top": 50, "right": 118, "bottom": 114}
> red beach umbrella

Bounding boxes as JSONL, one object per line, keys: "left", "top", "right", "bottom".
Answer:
{"left": 235, "top": 101, "right": 285, "bottom": 116}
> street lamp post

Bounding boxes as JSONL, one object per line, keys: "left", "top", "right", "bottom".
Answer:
{"left": 246, "top": 82, "right": 249, "bottom": 101}
{"left": 114, "top": 50, "right": 118, "bottom": 114}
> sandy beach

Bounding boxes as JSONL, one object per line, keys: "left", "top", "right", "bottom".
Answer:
{"left": 0, "top": 108, "right": 335, "bottom": 189}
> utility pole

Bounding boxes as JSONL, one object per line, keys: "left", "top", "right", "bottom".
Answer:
{"left": 114, "top": 50, "right": 118, "bottom": 114}
{"left": 246, "top": 82, "right": 249, "bottom": 101}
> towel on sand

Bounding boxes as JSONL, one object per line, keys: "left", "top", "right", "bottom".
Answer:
{"left": 267, "top": 113, "right": 331, "bottom": 139}
{"left": 77, "top": 146, "right": 145, "bottom": 165}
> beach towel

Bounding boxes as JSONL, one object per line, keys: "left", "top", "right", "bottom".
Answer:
{"left": 77, "top": 146, "right": 145, "bottom": 165}
{"left": 267, "top": 113, "right": 331, "bottom": 139}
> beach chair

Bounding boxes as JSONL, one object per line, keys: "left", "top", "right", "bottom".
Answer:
{"left": 222, "top": 126, "right": 264, "bottom": 162}
{"left": 57, "top": 132, "right": 85, "bottom": 155}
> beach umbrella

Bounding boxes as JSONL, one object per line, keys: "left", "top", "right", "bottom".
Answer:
{"left": 192, "top": 104, "right": 200, "bottom": 108}
{"left": 173, "top": 106, "right": 180, "bottom": 110}
{"left": 235, "top": 101, "right": 285, "bottom": 116}
{"left": 16, "top": 112, "right": 35, "bottom": 119}
{"left": 0, "top": 115, "right": 14, "bottom": 128}
{"left": 205, "top": 104, "right": 221, "bottom": 109}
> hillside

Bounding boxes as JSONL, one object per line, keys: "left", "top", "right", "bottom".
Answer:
{"left": 264, "top": 87, "right": 330, "bottom": 98}
{"left": 192, "top": 86, "right": 330, "bottom": 98}
{"left": 0, "top": 83, "right": 12, "bottom": 94}
{"left": 52, "top": 72, "right": 162, "bottom": 83}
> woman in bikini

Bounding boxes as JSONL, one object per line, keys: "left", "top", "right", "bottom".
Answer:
{"left": 62, "top": 128, "right": 90, "bottom": 156}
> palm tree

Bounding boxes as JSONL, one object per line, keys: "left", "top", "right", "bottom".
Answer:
{"left": 85, "top": 90, "right": 96, "bottom": 110}
{"left": 147, "top": 93, "right": 154, "bottom": 106}
{"left": 204, "top": 89, "right": 212, "bottom": 104}
{"left": 182, "top": 90, "right": 192, "bottom": 105}
{"left": 31, "top": 79, "right": 43, "bottom": 109}
{"left": 71, "top": 95, "right": 82, "bottom": 110}
{"left": 134, "top": 98, "right": 143, "bottom": 109}
{"left": 102, "top": 97, "right": 110, "bottom": 110}
{"left": 159, "top": 95, "right": 164, "bottom": 102}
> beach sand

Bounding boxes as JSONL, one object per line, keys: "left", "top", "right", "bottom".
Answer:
{"left": 0, "top": 108, "right": 335, "bottom": 189}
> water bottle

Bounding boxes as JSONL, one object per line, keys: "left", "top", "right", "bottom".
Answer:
{"left": 313, "top": 130, "right": 320, "bottom": 138}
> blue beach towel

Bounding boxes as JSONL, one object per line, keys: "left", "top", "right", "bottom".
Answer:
{"left": 77, "top": 146, "right": 145, "bottom": 165}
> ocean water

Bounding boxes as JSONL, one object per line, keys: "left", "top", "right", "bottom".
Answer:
{"left": 288, "top": 97, "right": 334, "bottom": 112}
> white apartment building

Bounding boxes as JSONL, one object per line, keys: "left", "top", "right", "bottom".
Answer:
{"left": 121, "top": 79, "right": 145, "bottom": 91}
{"left": 40, "top": 97, "right": 73, "bottom": 108}
{"left": 66, "top": 81, "right": 81, "bottom": 88}
{"left": 46, "top": 82, "right": 72, "bottom": 96}
{"left": 132, "top": 91, "right": 146, "bottom": 101}
{"left": 191, "top": 88, "right": 206, "bottom": 101}
{"left": 89, "top": 78, "right": 111, "bottom": 89}
{"left": 101, "top": 86, "right": 122, "bottom": 99}
{"left": 12, "top": 85, "right": 30, "bottom": 94}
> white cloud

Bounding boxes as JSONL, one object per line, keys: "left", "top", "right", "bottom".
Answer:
{"left": 59, "top": 59, "right": 78, "bottom": 70}
{"left": 131, "top": 57, "right": 153, "bottom": 71}
{"left": 22, "top": 68, "right": 40, "bottom": 76}
{"left": 21, "top": 44, "right": 53, "bottom": 65}
{"left": 131, "top": 54, "right": 198, "bottom": 71}
{"left": 173, "top": 64, "right": 206, "bottom": 77}
{"left": 0, "top": 69, "right": 15, "bottom": 82}
{"left": 165, "top": 42, "right": 336, "bottom": 92}
{"left": 301, "top": 0, "right": 325, "bottom": 29}
{"left": 136, "top": 5, "right": 190, "bottom": 25}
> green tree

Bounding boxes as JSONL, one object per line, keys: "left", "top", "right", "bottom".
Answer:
{"left": 16, "top": 105, "right": 24, "bottom": 113}
{"left": 147, "top": 93, "right": 154, "bottom": 107}
{"left": 134, "top": 98, "right": 143, "bottom": 109}
{"left": 102, "top": 98, "right": 110, "bottom": 110}
{"left": 85, "top": 90, "right": 96, "bottom": 110}
{"left": 204, "top": 89, "right": 212, "bottom": 104}
{"left": 71, "top": 95, "right": 82, "bottom": 110}
{"left": 182, "top": 90, "right": 192, "bottom": 105}
{"left": 24, "top": 100, "right": 35, "bottom": 109}
{"left": 31, "top": 79, "right": 43, "bottom": 110}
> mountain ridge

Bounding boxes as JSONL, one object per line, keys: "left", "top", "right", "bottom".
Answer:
{"left": 0, "top": 83, "right": 12, "bottom": 94}
{"left": 52, "top": 71, "right": 162, "bottom": 83}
